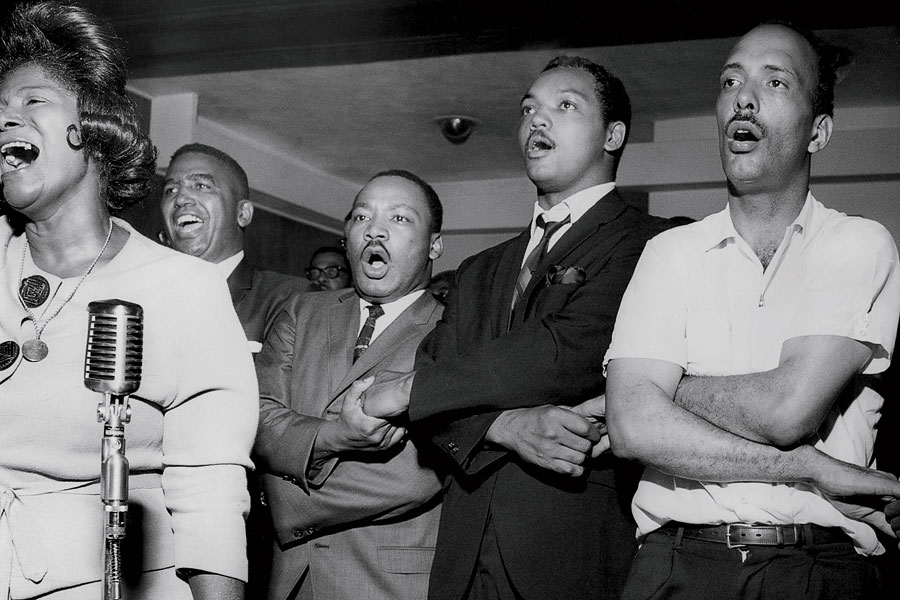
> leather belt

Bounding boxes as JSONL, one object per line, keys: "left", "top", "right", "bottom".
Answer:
{"left": 658, "top": 523, "right": 849, "bottom": 548}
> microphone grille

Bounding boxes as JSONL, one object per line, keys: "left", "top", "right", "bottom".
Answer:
{"left": 84, "top": 299, "right": 144, "bottom": 395}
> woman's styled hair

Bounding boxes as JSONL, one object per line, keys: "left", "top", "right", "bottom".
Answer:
{"left": 0, "top": 1, "right": 156, "bottom": 211}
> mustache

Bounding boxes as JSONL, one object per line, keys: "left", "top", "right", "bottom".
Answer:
{"left": 364, "top": 240, "right": 387, "bottom": 253}
{"left": 360, "top": 240, "right": 390, "bottom": 262}
{"left": 526, "top": 130, "right": 554, "bottom": 147}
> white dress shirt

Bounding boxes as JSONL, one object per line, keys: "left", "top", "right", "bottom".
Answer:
{"left": 357, "top": 289, "right": 427, "bottom": 342}
{"left": 520, "top": 182, "right": 616, "bottom": 267}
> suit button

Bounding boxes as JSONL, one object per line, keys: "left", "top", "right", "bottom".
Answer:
{"left": 293, "top": 526, "right": 316, "bottom": 538}
{"left": 447, "top": 441, "right": 459, "bottom": 455}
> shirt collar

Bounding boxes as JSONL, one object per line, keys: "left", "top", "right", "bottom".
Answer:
{"left": 529, "top": 182, "right": 616, "bottom": 236}
{"left": 705, "top": 191, "right": 816, "bottom": 252}
{"left": 358, "top": 288, "right": 426, "bottom": 323}
{"left": 216, "top": 251, "right": 244, "bottom": 278}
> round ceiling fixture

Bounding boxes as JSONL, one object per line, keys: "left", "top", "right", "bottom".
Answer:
{"left": 433, "top": 115, "right": 479, "bottom": 145}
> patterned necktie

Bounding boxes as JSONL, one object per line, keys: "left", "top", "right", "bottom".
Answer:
{"left": 511, "top": 213, "right": 571, "bottom": 316}
{"left": 353, "top": 303, "right": 384, "bottom": 363}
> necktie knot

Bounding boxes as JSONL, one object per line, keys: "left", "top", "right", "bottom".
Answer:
{"left": 365, "top": 303, "right": 384, "bottom": 320}
{"left": 536, "top": 214, "right": 551, "bottom": 228}
{"left": 536, "top": 214, "right": 570, "bottom": 240}
{"left": 353, "top": 303, "right": 383, "bottom": 362}
{"left": 510, "top": 212, "right": 571, "bottom": 326}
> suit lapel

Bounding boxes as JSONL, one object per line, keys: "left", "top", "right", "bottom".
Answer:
{"left": 228, "top": 258, "right": 254, "bottom": 307}
{"left": 495, "top": 230, "right": 530, "bottom": 335}
{"left": 547, "top": 190, "right": 626, "bottom": 265}
{"left": 515, "top": 190, "right": 628, "bottom": 325}
{"left": 327, "top": 291, "right": 360, "bottom": 397}
{"left": 333, "top": 292, "right": 440, "bottom": 394}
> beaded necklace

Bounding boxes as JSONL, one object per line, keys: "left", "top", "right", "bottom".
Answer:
{"left": 17, "top": 218, "right": 114, "bottom": 362}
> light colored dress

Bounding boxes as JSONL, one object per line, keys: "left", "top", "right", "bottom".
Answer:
{"left": 0, "top": 217, "right": 258, "bottom": 599}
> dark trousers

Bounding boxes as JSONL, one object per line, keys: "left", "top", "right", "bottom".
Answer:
{"left": 621, "top": 528, "right": 882, "bottom": 600}
{"left": 464, "top": 513, "right": 523, "bottom": 600}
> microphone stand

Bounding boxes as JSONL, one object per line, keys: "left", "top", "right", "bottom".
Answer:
{"left": 98, "top": 392, "right": 131, "bottom": 600}
{"left": 85, "top": 298, "right": 143, "bottom": 600}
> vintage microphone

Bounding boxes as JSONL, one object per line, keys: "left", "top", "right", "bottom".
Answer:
{"left": 84, "top": 299, "right": 144, "bottom": 600}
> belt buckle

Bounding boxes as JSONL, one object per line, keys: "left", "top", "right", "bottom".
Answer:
{"left": 725, "top": 524, "right": 746, "bottom": 549}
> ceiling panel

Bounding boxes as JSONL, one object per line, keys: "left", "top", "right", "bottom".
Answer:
{"left": 5, "top": 1, "right": 898, "bottom": 187}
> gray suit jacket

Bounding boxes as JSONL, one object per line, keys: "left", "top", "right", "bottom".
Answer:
{"left": 254, "top": 288, "right": 444, "bottom": 600}
{"left": 227, "top": 258, "right": 310, "bottom": 347}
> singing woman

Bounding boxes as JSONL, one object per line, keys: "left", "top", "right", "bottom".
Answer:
{"left": 0, "top": 2, "right": 257, "bottom": 598}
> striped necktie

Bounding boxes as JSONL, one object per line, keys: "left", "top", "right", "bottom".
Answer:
{"left": 353, "top": 303, "right": 384, "bottom": 363}
{"left": 510, "top": 214, "right": 570, "bottom": 317}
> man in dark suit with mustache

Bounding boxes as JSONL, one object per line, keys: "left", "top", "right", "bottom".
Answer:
{"left": 364, "top": 57, "right": 670, "bottom": 600}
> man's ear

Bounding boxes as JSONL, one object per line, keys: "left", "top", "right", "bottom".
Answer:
{"left": 428, "top": 233, "right": 444, "bottom": 261}
{"left": 237, "top": 199, "right": 254, "bottom": 228}
{"left": 603, "top": 121, "right": 627, "bottom": 154}
{"left": 808, "top": 114, "right": 833, "bottom": 154}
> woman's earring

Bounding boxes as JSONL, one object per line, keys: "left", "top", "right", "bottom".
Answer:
{"left": 66, "top": 124, "right": 84, "bottom": 150}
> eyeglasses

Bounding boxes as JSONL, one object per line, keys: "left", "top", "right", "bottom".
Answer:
{"left": 305, "top": 266, "right": 349, "bottom": 280}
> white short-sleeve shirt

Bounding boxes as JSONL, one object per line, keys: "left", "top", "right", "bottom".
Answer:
{"left": 605, "top": 193, "right": 900, "bottom": 555}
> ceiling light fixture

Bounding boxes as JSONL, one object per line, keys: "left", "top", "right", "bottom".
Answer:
{"left": 433, "top": 115, "right": 479, "bottom": 145}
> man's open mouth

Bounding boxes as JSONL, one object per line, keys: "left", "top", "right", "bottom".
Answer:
{"left": 727, "top": 116, "right": 764, "bottom": 144}
{"left": 175, "top": 213, "right": 204, "bottom": 231}
{"left": 1, "top": 141, "right": 40, "bottom": 170}
{"left": 363, "top": 245, "right": 389, "bottom": 268}
{"left": 527, "top": 133, "right": 555, "bottom": 153}
{"left": 731, "top": 128, "right": 759, "bottom": 142}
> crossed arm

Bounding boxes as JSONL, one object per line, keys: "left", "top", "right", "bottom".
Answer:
{"left": 671, "top": 335, "right": 873, "bottom": 447}
{"left": 605, "top": 335, "right": 900, "bottom": 527}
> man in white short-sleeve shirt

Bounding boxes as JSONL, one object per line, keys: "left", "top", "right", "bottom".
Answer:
{"left": 605, "top": 20, "right": 900, "bottom": 600}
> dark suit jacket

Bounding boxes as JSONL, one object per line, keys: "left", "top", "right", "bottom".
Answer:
{"left": 227, "top": 258, "right": 311, "bottom": 347}
{"left": 255, "top": 289, "right": 445, "bottom": 600}
{"left": 227, "top": 258, "right": 309, "bottom": 599}
{"left": 409, "top": 191, "right": 671, "bottom": 600}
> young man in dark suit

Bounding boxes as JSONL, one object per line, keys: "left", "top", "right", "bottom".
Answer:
{"left": 364, "top": 57, "right": 670, "bottom": 600}
{"left": 254, "top": 170, "right": 446, "bottom": 600}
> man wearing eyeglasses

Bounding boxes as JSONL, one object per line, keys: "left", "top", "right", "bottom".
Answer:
{"left": 306, "top": 245, "right": 353, "bottom": 291}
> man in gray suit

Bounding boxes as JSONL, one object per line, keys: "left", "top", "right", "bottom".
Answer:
{"left": 161, "top": 143, "right": 310, "bottom": 599}
{"left": 161, "top": 143, "right": 310, "bottom": 353}
{"left": 254, "top": 169, "right": 446, "bottom": 600}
